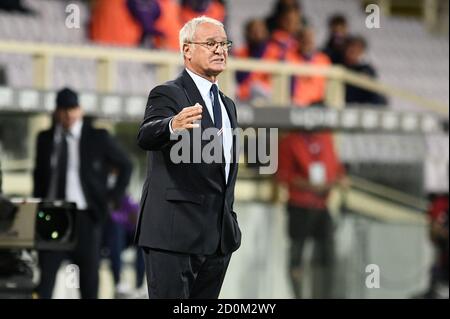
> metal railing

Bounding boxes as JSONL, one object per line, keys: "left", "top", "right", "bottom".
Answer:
{"left": 0, "top": 40, "right": 448, "bottom": 116}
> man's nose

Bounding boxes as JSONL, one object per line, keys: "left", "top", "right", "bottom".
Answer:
{"left": 214, "top": 44, "right": 226, "bottom": 54}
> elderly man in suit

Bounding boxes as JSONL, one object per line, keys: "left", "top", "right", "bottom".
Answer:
{"left": 33, "top": 87, "right": 132, "bottom": 298}
{"left": 136, "top": 16, "right": 241, "bottom": 299}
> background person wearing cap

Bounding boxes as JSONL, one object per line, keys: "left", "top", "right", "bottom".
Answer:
{"left": 33, "top": 87, "right": 132, "bottom": 299}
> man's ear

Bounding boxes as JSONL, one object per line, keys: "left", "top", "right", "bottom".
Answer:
{"left": 183, "top": 43, "right": 192, "bottom": 60}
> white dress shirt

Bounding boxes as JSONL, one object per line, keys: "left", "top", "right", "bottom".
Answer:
{"left": 49, "top": 119, "right": 87, "bottom": 210}
{"left": 171, "top": 69, "right": 233, "bottom": 183}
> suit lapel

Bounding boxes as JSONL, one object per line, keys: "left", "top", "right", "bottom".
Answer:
{"left": 46, "top": 127, "right": 56, "bottom": 163}
{"left": 79, "top": 121, "right": 89, "bottom": 178}
{"left": 180, "top": 70, "right": 215, "bottom": 130}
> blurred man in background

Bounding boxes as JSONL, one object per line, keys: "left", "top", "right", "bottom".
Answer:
{"left": 33, "top": 87, "right": 132, "bottom": 299}
{"left": 322, "top": 14, "right": 348, "bottom": 64}
{"left": 234, "top": 18, "right": 272, "bottom": 103}
{"left": 291, "top": 27, "right": 331, "bottom": 107}
{"left": 277, "top": 131, "right": 346, "bottom": 298}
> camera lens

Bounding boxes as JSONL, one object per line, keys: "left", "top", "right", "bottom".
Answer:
{"left": 35, "top": 202, "right": 77, "bottom": 250}
{"left": 35, "top": 209, "right": 71, "bottom": 242}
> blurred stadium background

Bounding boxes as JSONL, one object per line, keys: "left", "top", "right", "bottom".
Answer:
{"left": 0, "top": 0, "right": 448, "bottom": 299}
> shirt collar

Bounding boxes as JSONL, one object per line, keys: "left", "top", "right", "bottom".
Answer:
{"left": 56, "top": 119, "right": 83, "bottom": 139}
{"left": 186, "top": 68, "right": 220, "bottom": 99}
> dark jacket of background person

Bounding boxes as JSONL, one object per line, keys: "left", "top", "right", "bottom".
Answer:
{"left": 343, "top": 36, "right": 387, "bottom": 106}
{"left": 135, "top": 70, "right": 241, "bottom": 255}
{"left": 345, "top": 63, "right": 387, "bottom": 105}
{"left": 322, "top": 14, "right": 349, "bottom": 64}
{"left": 33, "top": 119, "right": 132, "bottom": 223}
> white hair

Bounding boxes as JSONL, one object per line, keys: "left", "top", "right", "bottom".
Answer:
{"left": 179, "top": 16, "right": 224, "bottom": 54}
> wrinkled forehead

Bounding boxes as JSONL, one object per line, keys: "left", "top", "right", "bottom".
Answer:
{"left": 194, "top": 22, "right": 227, "bottom": 41}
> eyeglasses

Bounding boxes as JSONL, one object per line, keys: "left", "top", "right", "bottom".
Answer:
{"left": 185, "top": 40, "right": 233, "bottom": 52}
